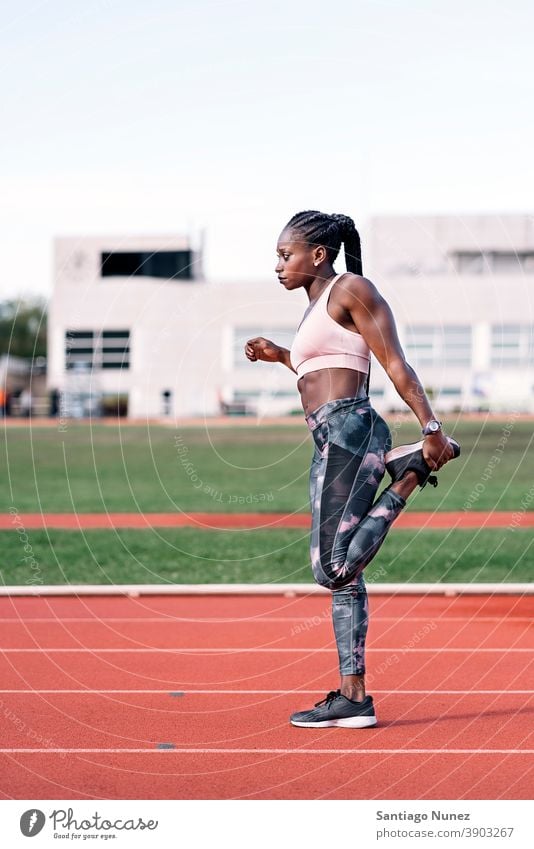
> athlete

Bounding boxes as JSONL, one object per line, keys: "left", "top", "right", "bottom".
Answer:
{"left": 245, "top": 210, "right": 460, "bottom": 728}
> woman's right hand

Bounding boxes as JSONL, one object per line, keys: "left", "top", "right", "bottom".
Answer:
{"left": 244, "top": 337, "right": 282, "bottom": 363}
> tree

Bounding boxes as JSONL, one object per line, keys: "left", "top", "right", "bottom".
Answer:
{"left": 0, "top": 298, "right": 47, "bottom": 359}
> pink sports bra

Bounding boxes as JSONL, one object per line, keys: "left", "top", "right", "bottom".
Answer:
{"left": 289, "top": 273, "right": 371, "bottom": 380}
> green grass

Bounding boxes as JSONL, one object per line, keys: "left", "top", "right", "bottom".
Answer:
{"left": 0, "top": 527, "right": 531, "bottom": 586}
{"left": 1, "top": 420, "right": 532, "bottom": 586}
{"left": 1, "top": 419, "right": 533, "bottom": 513}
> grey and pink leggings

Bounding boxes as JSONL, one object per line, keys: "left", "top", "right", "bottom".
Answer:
{"left": 305, "top": 395, "right": 407, "bottom": 676}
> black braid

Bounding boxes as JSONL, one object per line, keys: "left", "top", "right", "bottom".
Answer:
{"left": 284, "top": 209, "right": 363, "bottom": 275}
{"left": 284, "top": 209, "right": 370, "bottom": 395}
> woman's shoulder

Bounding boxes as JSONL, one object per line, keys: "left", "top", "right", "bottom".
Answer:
{"left": 335, "top": 272, "right": 383, "bottom": 309}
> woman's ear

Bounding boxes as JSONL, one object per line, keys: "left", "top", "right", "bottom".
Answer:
{"left": 312, "top": 245, "right": 327, "bottom": 267}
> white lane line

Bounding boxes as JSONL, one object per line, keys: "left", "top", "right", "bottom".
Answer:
{"left": 0, "top": 647, "right": 532, "bottom": 653}
{"left": 0, "top": 689, "right": 532, "bottom": 695}
{"left": 0, "top": 616, "right": 530, "bottom": 623}
{"left": 0, "top": 748, "right": 532, "bottom": 755}
{"left": 1, "top": 582, "right": 533, "bottom": 596}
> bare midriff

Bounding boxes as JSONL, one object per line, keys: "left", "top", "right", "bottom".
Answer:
{"left": 297, "top": 367, "right": 369, "bottom": 417}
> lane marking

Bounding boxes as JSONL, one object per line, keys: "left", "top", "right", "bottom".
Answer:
{"left": 0, "top": 689, "right": 532, "bottom": 695}
{"left": 0, "top": 647, "right": 532, "bottom": 653}
{"left": 0, "top": 748, "right": 532, "bottom": 755}
{"left": 1, "top": 583, "right": 533, "bottom": 596}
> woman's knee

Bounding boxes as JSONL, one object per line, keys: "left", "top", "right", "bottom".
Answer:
{"left": 312, "top": 566, "right": 364, "bottom": 592}
{"left": 311, "top": 566, "right": 337, "bottom": 591}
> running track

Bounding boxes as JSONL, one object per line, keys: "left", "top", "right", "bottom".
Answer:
{"left": 1, "top": 512, "right": 530, "bottom": 529}
{"left": 0, "top": 592, "right": 532, "bottom": 799}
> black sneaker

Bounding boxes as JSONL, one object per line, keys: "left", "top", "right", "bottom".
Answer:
{"left": 384, "top": 437, "right": 461, "bottom": 489}
{"left": 289, "top": 690, "right": 377, "bottom": 728}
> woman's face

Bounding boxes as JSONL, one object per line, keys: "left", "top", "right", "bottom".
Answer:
{"left": 275, "top": 228, "right": 320, "bottom": 289}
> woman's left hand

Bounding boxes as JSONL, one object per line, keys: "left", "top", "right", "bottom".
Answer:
{"left": 422, "top": 432, "right": 455, "bottom": 471}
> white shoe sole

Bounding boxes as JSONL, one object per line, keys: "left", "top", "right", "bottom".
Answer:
{"left": 290, "top": 716, "right": 377, "bottom": 728}
{"left": 384, "top": 440, "right": 425, "bottom": 464}
{"left": 385, "top": 437, "right": 461, "bottom": 465}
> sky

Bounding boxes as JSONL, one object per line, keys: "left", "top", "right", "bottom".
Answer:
{"left": 1, "top": 0, "right": 533, "bottom": 298}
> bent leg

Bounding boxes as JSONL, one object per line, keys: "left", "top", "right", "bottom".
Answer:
{"left": 310, "top": 405, "right": 406, "bottom": 590}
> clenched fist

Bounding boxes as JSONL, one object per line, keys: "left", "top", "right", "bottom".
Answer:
{"left": 244, "top": 337, "right": 282, "bottom": 364}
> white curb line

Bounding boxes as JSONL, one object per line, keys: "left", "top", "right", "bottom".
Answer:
{"left": 0, "top": 583, "right": 532, "bottom": 596}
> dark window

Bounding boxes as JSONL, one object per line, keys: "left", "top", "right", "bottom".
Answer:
{"left": 65, "top": 329, "right": 131, "bottom": 370}
{"left": 451, "top": 251, "right": 534, "bottom": 274}
{"left": 101, "top": 251, "right": 193, "bottom": 280}
{"left": 66, "top": 330, "right": 94, "bottom": 370}
{"left": 66, "top": 330, "right": 94, "bottom": 340}
{"left": 102, "top": 330, "right": 130, "bottom": 339}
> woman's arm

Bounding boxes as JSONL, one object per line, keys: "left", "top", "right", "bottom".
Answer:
{"left": 276, "top": 347, "right": 297, "bottom": 373}
{"left": 340, "top": 275, "right": 454, "bottom": 469}
{"left": 244, "top": 337, "right": 297, "bottom": 373}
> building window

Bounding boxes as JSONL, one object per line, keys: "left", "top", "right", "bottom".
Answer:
{"left": 101, "top": 251, "right": 193, "bottom": 280}
{"left": 491, "top": 324, "right": 534, "bottom": 368}
{"left": 404, "top": 325, "right": 471, "bottom": 368}
{"left": 66, "top": 329, "right": 130, "bottom": 370}
{"left": 232, "top": 327, "right": 295, "bottom": 368}
{"left": 65, "top": 330, "right": 95, "bottom": 370}
{"left": 101, "top": 330, "right": 130, "bottom": 369}
{"left": 450, "top": 251, "right": 534, "bottom": 275}
{"left": 439, "top": 387, "right": 462, "bottom": 395}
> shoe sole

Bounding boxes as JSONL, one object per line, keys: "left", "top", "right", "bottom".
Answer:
{"left": 290, "top": 716, "right": 378, "bottom": 728}
{"left": 385, "top": 437, "right": 460, "bottom": 465}
{"left": 385, "top": 439, "right": 425, "bottom": 463}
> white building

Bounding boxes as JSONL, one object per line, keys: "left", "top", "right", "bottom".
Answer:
{"left": 48, "top": 215, "right": 534, "bottom": 418}
{"left": 367, "top": 214, "right": 534, "bottom": 413}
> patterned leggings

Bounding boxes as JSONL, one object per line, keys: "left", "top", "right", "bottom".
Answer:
{"left": 306, "top": 395, "right": 407, "bottom": 676}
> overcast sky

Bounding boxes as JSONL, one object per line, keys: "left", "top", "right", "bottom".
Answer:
{"left": 1, "top": 0, "right": 533, "bottom": 298}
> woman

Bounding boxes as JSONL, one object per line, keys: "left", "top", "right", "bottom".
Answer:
{"left": 245, "top": 210, "right": 460, "bottom": 728}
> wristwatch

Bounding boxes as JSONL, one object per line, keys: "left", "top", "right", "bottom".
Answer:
{"left": 422, "top": 419, "right": 442, "bottom": 436}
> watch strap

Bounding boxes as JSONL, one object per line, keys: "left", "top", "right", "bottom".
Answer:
{"left": 422, "top": 419, "right": 443, "bottom": 436}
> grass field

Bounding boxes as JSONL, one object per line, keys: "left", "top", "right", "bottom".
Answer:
{"left": 1, "top": 420, "right": 532, "bottom": 585}
{"left": 1, "top": 527, "right": 531, "bottom": 585}
{"left": 2, "top": 419, "right": 532, "bottom": 513}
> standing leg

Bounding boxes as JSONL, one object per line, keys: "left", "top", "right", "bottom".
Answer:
{"left": 310, "top": 404, "right": 405, "bottom": 700}
{"left": 290, "top": 399, "right": 420, "bottom": 727}
{"left": 332, "top": 577, "right": 368, "bottom": 700}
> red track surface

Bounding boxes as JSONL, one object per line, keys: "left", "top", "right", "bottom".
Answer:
{"left": 1, "top": 512, "right": 530, "bottom": 529}
{"left": 0, "top": 593, "right": 532, "bottom": 800}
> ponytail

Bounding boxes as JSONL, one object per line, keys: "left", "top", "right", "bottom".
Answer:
{"left": 326, "top": 214, "right": 362, "bottom": 275}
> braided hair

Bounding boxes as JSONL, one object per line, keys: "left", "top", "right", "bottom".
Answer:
{"left": 284, "top": 210, "right": 363, "bottom": 275}
{"left": 284, "top": 209, "right": 370, "bottom": 395}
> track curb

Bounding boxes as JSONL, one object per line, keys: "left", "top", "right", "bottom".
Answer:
{"left": 1, "top": 582, "right": 532, "bottom": 596}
